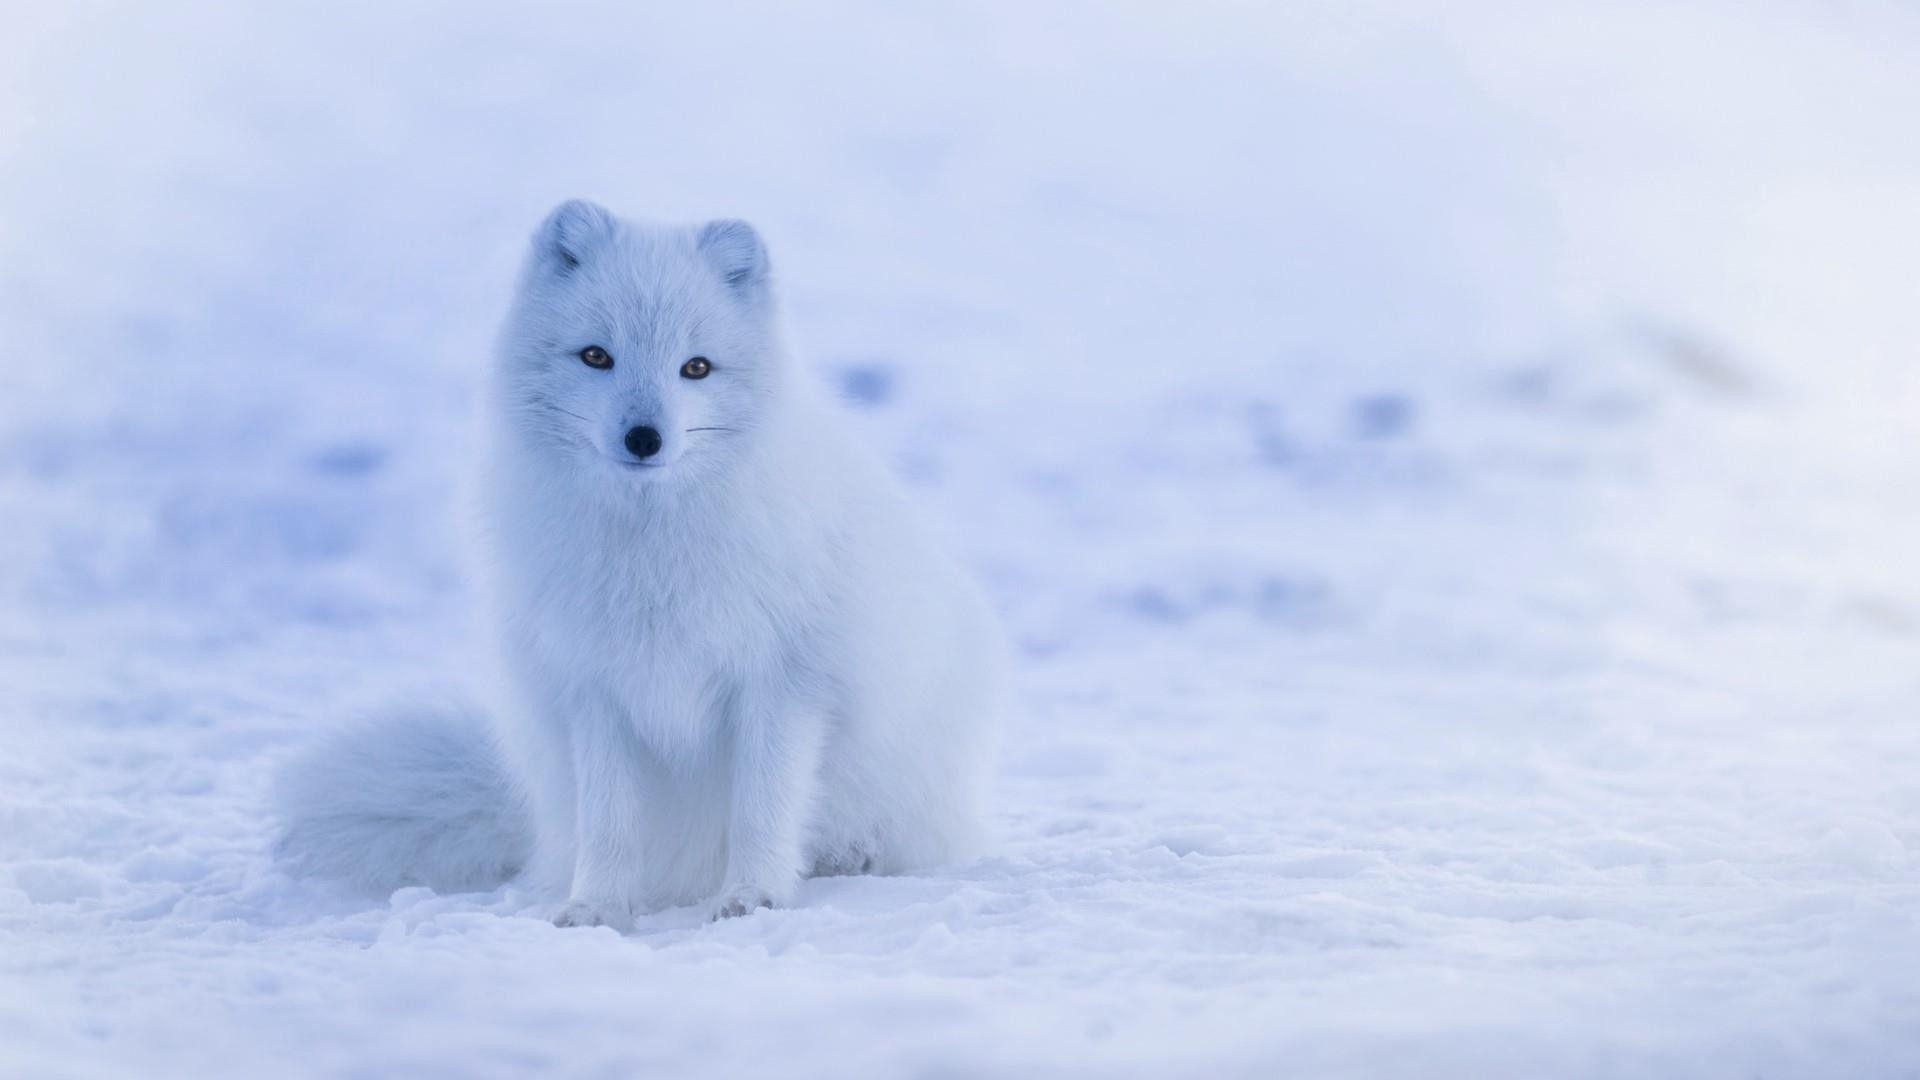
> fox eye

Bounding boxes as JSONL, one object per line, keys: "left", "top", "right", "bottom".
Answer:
{"left": 681, "top": 356, "right": 712, "bottom": 380}
{"left": 579, "top": 345, "right": 613, "bottom": 369}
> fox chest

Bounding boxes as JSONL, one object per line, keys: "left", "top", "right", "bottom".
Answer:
{"left": 500, "top": 526, "right": 806, "bottom": 752}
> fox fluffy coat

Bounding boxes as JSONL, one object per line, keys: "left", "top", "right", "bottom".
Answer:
{"left": 276, "top": 201, "right": 1002, "bottom": 925}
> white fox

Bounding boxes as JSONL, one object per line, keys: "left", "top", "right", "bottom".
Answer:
{"left": 276, "top": 201, "right": 1003, "bottom": 925}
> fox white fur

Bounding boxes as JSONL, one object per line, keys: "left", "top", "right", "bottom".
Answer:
{"left": 276, "top": 201, "right": 1003, "bottom": 925}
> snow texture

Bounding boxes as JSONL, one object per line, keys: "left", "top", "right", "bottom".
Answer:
{"left": 3, "top": 3, "right": 1919, "bottom": 1077}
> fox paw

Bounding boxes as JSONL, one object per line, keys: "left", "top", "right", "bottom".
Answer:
{"left": 553, "top": 898, "right": 631, "bottom": 930}
{"left": 810, "top": 848, "right": 876, "bottom": 877}
{"left": 710, "top": 885, "right": 776, "bottom": 921}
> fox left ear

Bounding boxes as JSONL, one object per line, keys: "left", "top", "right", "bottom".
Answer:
{"left": 697, "top": 219, "right": 770, "bottom": 298}
{"left": 534, "top": 199, "right": 615, "bottom": 276}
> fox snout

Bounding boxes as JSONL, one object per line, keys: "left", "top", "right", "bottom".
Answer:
{"left": 624, "top": 425, "right": 664, "bottom": 460}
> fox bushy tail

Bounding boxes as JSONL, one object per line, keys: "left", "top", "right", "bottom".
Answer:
{"left": 274, "top": 704, "right": 531, "bottom": 895}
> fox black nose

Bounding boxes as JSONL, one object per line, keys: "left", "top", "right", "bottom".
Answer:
{"left": 624, "top": 425, "right": 663, "bottom": 460}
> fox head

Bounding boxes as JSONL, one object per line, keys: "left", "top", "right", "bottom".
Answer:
{"left": 493, "top": 200, "right": 783, "bottom": 484}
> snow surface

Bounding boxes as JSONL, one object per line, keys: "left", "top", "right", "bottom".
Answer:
{"left": 4, "top": 3, "right": 1920, "bottom": 1077}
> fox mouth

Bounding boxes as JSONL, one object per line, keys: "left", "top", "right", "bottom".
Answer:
{"left": 605, "top": 427, "right": 737, "bottom": 472}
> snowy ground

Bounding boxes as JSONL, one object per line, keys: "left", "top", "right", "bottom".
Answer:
{"left": 4, "top": 3, "right": 1920, "bottom": 1077}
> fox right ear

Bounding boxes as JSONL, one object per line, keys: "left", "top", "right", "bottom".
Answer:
{"left": 696, "top": 219, "right": 770, "bottom": 298}
{"left": 534, "top": 199, "right": 615, "bottom": 274}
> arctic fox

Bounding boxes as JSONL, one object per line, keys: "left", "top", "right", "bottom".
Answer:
{"left": 276, "top": 200, "right": 1003, "bottom": 925}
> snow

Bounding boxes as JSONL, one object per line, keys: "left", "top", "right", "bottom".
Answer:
{"left": 4, "top": 2, "right": 1920, "bottom": 1076}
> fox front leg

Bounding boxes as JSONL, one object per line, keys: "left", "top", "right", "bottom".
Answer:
{"left": 712, "top": 685, "right": 826, "bottom": 920}
{"left": 553, "top": 714, "right": 648, "bottom": 930}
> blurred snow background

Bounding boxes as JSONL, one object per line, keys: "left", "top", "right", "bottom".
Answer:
{"left": 3, "top": 2, "right": 1919, "bottom": 1076}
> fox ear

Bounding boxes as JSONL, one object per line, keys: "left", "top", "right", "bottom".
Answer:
{"left": 534, "top": 199, "right": 615, "bottom": 274}
{"left": 696, "top": 219, "right": 770, "bottom": 297}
